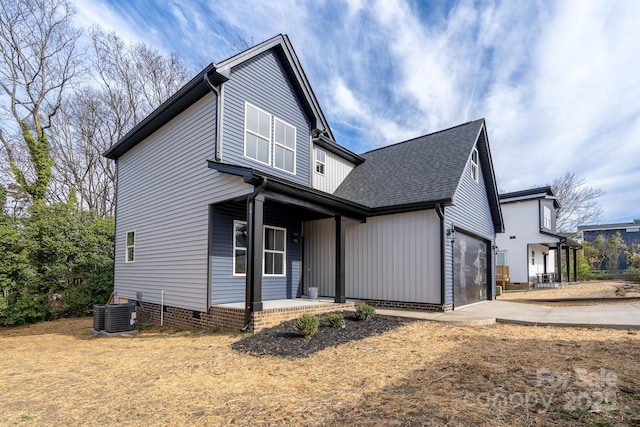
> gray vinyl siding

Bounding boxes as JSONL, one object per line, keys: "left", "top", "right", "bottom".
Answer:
{"left": 210, "top": 203, "right": 302, "bottom": 304}
{"left": 312, "top": 145, "right": 355, "bottom": 193}
{"left": 445, "top": 142, "right": 496, "bottom": 305}
{"left": 221, "top": 50, "right": 311, "bottom": 186}
{"left": 114, "top": 94, "right": 253, "bottom": 312}
{"left": 304, "top": 210, "right": 441, "bottom": 303}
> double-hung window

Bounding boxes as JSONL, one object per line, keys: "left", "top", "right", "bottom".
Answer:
{"left": 264, "top": 226, "right": 286, "bottom": 276}
{"left": 470, "top": 147, "right": 479, "bottom": 182}
{"left": 244, "top": 103, "right": 271, "bottom": 165}
{"left": 273, "top": 118, "right": 296, "bottom": 174}
{"left": 543, "top": 206, "right": 551, "bottom": 229}
{"left": 315, "top": 149, "right": 326, "bottom": 175}
{"left": 126, "top": 231, "right": 135, "bottom": 262}
{"left": 233, "top": 221, "right": 247, "bottom": 275}
{"left": 232, "top": 222, "right": 286, "bottom": 276}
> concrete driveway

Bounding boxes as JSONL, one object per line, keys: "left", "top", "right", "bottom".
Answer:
{"left": 375, "top": 300, "right": 640, "bottom": 329}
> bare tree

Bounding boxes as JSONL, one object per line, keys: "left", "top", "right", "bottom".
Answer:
{"left": 551, "top": 172, "right": 604, "bottom": 232}
{"left": 0, "top": 0, "right": 82, "bottom": 203}
{"left": 49, "top": 28, "right": 189, "bottom": 216}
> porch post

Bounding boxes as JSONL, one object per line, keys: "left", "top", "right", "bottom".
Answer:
{"left": 335, "top": 215, "right": 346, "bottom": 303}
{"left": 556, "top": 242, "right": 562, "bottom": 282}
{"left": 573, "top": 248, "right": 578, "bottom": 282}
{"left": 565, "top": 246, "right": 570, "bottom": 284}
{"left": 247, "top": 195, "right": 264, "bottom": 312}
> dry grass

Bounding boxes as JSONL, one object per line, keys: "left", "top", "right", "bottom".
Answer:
{"left": 498, "top": 280, "right": 640, "bottom": 306}
{"left": 2, "top": 316, "right": 639, "bottom": 426}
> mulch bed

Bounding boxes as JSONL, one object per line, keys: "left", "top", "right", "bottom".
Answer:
{"left": 231, "top": 311, "right": 418, "bottom": 358}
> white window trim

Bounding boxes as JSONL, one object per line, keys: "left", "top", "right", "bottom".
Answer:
{"left": 496, "top": 251, "right": 507, "bottom": 266}
{"left": 471, "top": 147, "right": 479, "bottom": 182}
{"left": 273, "top": 117, "right": 296, "bottom": 175}
{"left": 315, "top": 148, "right": 326, "bottom": 176}
{"left": 243, "top": 102, "right": 272, "bottom": 167}
{"left": 233, "top": 220, "right": 247, "bottom": 277}
{"left": 125, "top": 230, "right": 135, "bottom": 263}
{"left": 263, "top": 225, "right": 286, "bottom": 277}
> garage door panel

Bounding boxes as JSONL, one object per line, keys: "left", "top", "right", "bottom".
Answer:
{"left": 453, "top": 232, "right": 488, "bottom": 307}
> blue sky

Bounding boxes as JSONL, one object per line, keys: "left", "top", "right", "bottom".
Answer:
{"left": 74, "top": 0, "right": 640, "bottom": 225}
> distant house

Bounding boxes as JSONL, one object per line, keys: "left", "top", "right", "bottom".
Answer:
{"left": 103, "top": 34, "right": 504, "bottom": 332}
{"left": 495, "top": 187, "right": 581, "bottom": 288}
{"left": 578, "top": 219, "right": 640, "bottom": 269}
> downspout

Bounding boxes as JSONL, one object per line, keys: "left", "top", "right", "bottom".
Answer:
{"left": 435, "top": 203, "right": 446, "bottom": 310}
{"left": 204, "top": 73, "right": 222, "bottom": 162}
{"left": 241, "top": 177, "right": 268, "bottom": 331}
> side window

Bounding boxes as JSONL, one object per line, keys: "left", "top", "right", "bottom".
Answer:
{"left": 244, "top": 103, "right": 271, "bottom": 165}
{"left": 543, "top": 206, "right": 551, "bottom": 229}
{"left": 233, "top": 221, "right": 247, "bottom": 275}
{"left": 470, "top": 147, "right": 479, "bottom": 182}
{"left": 531, "top": 250, "right": 535, "bottom": 266}
{"left": 126, "top": 231, "right": 135, "bottom": 262}
{"left": 496, "top": 251, "right": 507, "bottom": 266}
{"left": 273, "top": 118, "right": 296, "bottom": 174}
{"left": 315, "top": 149, "right": 326, "bottom": 175}
{"left": 264, "top": 226, "right": 286, "bottom": 276}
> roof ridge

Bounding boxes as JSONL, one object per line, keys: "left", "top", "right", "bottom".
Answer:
{"left": 361, "top": 118, "right": 485, "bottom": 155}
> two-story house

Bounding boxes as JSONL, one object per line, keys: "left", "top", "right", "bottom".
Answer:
{"left": 496, "top": 187, "right": 581, "bottom": 289}
{"left": 104, "top": 34, "right": 504, "bottom": 332}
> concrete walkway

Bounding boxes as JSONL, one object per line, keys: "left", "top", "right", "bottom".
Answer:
{"left": 375, "top": 300, "right": 640, "bottom": 329}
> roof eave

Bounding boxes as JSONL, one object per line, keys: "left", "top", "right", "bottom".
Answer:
{"left": 104, "top": 64, "right": 228, "bottom": 159}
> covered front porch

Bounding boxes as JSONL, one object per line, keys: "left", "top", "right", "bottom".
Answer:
{"left": 208, "top": 161, "right": 367, "bottom": 332}
{"left": 532, "top": 236, "right": 582, "bottom": 288}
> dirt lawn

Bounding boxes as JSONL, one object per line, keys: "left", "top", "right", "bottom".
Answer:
{"left": 498, "top": 280, "right": 640, "bottom": 306}
{"left": 2, "top": 306, "right": 640, "bottom": 426}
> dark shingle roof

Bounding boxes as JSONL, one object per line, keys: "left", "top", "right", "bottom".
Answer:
{"left": 334, "top": 119, "right": 485, "bottom": 208}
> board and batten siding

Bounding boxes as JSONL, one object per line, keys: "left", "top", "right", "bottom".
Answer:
{"left": 495, "top": 200, "right": 560, "bottom": 283}
{"left": 115, "top": 94, "right": 253, "bottom": 312}
{"left": 304, "top": 210, "right": 441, "bottom": 303}
{"left": 221, "top": 50, "right": 312, "bottom": 186}
{"left": 311, "top": 146, "right": 355, "bottom": 193}
{"left": 444, "top": 140, "right": 496, "bottom": 305}
{"left": 210, "top": 202, "right": 303, "bottom": 304}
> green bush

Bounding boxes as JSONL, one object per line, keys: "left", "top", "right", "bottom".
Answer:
{"left": 355, "top": 304, "right": 376, "bottom": 321}
{"left": 295, "top": 313, "right": 319, "bottom": 338}
{"left": 327, "top": 313, "right": 345, "bottom": 328}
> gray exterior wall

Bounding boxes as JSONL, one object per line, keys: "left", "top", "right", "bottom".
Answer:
{"left": 444, "top": 139, "right": 497, "bottom": 305}
{"left": 114, "top": 94, "right": 253, "bottom": 312}
{"left": 304, "top": 210, "right": 441, "bottom": 303}
{"left": 210, "top": 202, "right": 302, "bottom": 304}
{"left": 221, "top": 50, "right": 312, "bottom": 186}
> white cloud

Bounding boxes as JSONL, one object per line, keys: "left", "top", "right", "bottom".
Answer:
{"left": 69, "top": 0, "right": 640, "bottom": 223}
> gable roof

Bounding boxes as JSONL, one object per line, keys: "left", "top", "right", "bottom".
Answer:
{"left": 104, "top": 34, "right": 359, "bottom": 161}
{"left": 500, "top": 186, "right": 560, "bottom": 209}
{"left": 333, "top": 119, "right": 503, "bottom": 231}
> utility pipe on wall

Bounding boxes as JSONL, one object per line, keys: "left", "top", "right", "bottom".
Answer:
{"left": 160, "top": 290, "right": 165, "bottom": 327}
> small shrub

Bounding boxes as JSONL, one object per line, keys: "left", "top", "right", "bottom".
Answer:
{"left": 327, "top": 313, "right": 345, "bottom": 328}
{"left": 355, "top": 304, "right": 375, "bottom": 321}
{"left": 295, "top": 313, "right": 319, "bottom": 338}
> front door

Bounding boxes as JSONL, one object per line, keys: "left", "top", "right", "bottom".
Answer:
{"left": 453, "top": 232, "right": 489, "bottom": 307}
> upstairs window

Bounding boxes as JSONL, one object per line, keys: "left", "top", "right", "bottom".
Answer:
{"left": 126, "top": 231, "right": 135, "bottom": 262}
{"left": 315, "top": 149, "right": 326, "bottom": 175}
{"left": 264, "top": 226, "right": 286, "bottom": 276}
{"left": 244, "top": 103, "right": 271, "bottom": 165}
{"left": 543, "top": 206, "right": 551, "bottom": 229}
{"left": 273, "top": 118, "right": 296, "bottom": 174}
{"left": 470, "top": 147, "right": 479, "bottom": 182}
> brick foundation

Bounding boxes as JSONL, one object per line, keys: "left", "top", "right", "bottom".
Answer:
{"left": 361, "top": 299, "right": 452, "bottom": 312}
{"left": 135, "top": 300, "right": 355, "bottom": 333}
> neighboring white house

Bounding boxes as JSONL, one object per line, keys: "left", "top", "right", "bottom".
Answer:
{"left": 496, "top": 187, "right": 580, "bottom": 287}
